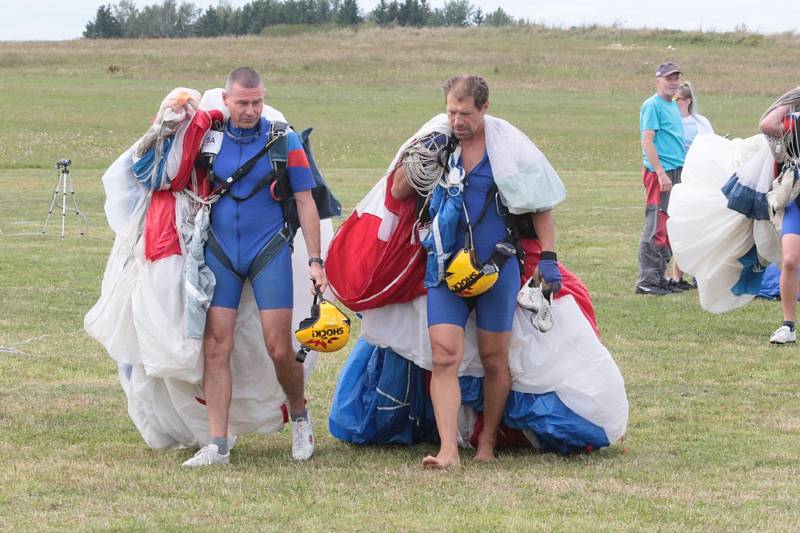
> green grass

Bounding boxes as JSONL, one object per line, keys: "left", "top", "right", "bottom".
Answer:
{"left": 2, "top": 26, "right": 800, "bottom": 531}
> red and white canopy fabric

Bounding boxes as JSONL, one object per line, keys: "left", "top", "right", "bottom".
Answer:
{"left": 326, "top": 172, "right": 426, "bottom": 311}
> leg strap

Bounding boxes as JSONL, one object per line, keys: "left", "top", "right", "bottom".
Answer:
{"left": 249, "top": 225, "right": 293, "bottom": 282}
{"left": 206, "top": 231, "right": 245, "bottom": 282}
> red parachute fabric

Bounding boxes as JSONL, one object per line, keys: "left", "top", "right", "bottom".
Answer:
{"left": 144, "top": 109, "right": 222, "bottom": 261}
{"left": 469, "top": 414, "right": 534, "bottom": 449}
{"left": 326, "top": 171, "right": 427, "bottom": 311}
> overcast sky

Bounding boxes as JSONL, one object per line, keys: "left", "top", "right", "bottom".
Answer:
{"left": 2, "top": 0, "right": 798, "bottom": 41}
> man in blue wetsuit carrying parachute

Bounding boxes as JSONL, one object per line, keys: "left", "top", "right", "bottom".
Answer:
{"left": 390, "top": 75, "right": 565, "bottom": 468}
{"left": 183, "top": 67, "right": 328, "bottom": 466}
{"left": 325, "top": 76, "right": 628, "bottom": 464}
{"left": 85, "top": 68, "right": 341, "bottom": 465}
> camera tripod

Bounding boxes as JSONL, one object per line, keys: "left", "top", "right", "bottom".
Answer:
{"left": 42, "top": 159, "right": 88, "bottom": 239}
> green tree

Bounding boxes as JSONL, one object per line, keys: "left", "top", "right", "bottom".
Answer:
{"left": 419, "top": 0, "right": 432, "bottom": 23}
{"left": 336, "top": 0, "right": 362, "bottom": 25}
{"left": 370, "top": 0, "right": 392, "bottom": 26}
{"left": 113, "top": 0, "right": 139, "bottom": 36}
{"left": 83, "top": 4, "right": 123, "bottom": 38}
{"left": 175, "top": 1, "right": 200, "bottom": 36}
{"left": 399, "top": 0, "right": 425, "bottom": 26}
{"left": 441, "top": 0, "right": 472, "bottom": 27}
{"left": 483, "top": 7, "right": 514, "bottom": 26}
{"left": 386, "top": 1, "right": 400, "bottom": 25}
{"left": 195, "top": 6, "right": 223, "bottom": 36}
{"left": 472, "top": 6, "right": 483, "bottom": 26}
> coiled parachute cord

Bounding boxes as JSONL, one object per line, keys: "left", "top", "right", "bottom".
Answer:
{"left": 401, "top": 132, "right": 451, "bottom": 197}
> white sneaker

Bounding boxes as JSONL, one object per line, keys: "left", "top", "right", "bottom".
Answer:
{"left": 517, "top": 282, "right": 553, "bottom": 332}
{"left": 517, "top": 281, "right": 544, "bottom": 311}
{"left": 291, "top": 415, "right": 316, "bottom": 461}
{"left": 181, "top": 444, "right": 230, "bottom": 467}
{"left": 770, "top": 325, "right": 796, "bottom": 345}
{"left": 531, "top": 298, "right": 554, "bottom": 333}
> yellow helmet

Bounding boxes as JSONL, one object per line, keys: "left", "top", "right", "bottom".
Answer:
{"left": 295, "top": 294, "right": 351, "bottom": 360}
{"left": 444, "top": 248, "right": 500, "bottom": 297}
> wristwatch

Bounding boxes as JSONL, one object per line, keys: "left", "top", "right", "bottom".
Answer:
{"left": 308, "top": 257, "right": 324, "bottom": 267}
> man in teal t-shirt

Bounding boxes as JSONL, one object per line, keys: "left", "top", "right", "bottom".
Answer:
{"left": 635, "top": 61, "right": 686, "bottom": 295}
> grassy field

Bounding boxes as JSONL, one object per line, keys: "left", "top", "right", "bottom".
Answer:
{"left": 1, "top": 26, "right": 800, "bottom": 531}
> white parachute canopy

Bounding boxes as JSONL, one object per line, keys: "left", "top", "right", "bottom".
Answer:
{"left": 85, "top": 89, "right": 332, "bottom": 448}
{"left": 668, "top": 133, "right": 780, "bottom": 313}
{"left": 360, "top": 294, "right": 628, "bottom": 445}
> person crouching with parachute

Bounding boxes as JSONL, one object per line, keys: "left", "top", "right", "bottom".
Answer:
{"left": 390, "top": 75, "right": 565, "bottom": 468}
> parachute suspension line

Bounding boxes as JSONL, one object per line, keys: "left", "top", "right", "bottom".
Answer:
{"left": 761, "top": 87, "right": 800, "bottom": 165}
{"left": 401, "top": 132, "right": 452, "bottom": 196}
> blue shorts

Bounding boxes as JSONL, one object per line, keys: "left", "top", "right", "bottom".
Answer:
{"left": 205, "top": 241, "right": 294, "bottom": 310}
{"left": 783, "top": 200, "right": 800, "bottom": 236}
{"left": 427, "top": 258, "right": 520, "bottom": 333}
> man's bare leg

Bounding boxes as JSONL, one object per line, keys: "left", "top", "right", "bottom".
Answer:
{"left": 260, "top": 308, "right": 305, "bottom": 414}
{"left": 203, "top": 307, "right": 238, "bottom": 440}
{"left": 474, "top": 329, "right": 512, "bottom": 462}
{"left": 423, "top": 324, "right": 464, "bottom": 469}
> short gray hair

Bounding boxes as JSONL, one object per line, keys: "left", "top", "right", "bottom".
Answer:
{"left": 226, "top": 67, "right": 263, "bottom": 92}
{"left": 442, "top": 75, "right": 489, "bottom": 109}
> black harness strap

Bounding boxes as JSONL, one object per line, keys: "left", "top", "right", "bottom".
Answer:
{"left": 206, "top": 227, "right": 292, "bottom": 283}
{"left": 477, "top": 183, "right": 527, "bottom": 271}
{"left": 210, "top": 127, "right": 286, "bottom": 202}
{"left": 206, "top": 231, "right": 244, "bottom": 282}
{"left": 248, "top": 226, "right": 292, "bottom": 281}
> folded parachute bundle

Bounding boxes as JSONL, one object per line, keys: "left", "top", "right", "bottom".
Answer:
{"left": 329, "top": 243, "right": 625, "bottom": 453}
{"left": 668, "top": 134, "right": 782, "bottom": 313}
{"left": 324, "top": 116, "right": 451, "bottom": 311}
{"left": 84, "top": 88, "right": 334, "bottom": 449}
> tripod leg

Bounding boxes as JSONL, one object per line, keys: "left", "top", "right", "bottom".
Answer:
{"left": 61, "top": 170, "right": 68, "bottom": 239}
{"left": 41, "top": 171, "right": 63, "bottom": 236}
{"left": 65, "top": 171, "right": 88, "bottom": 236}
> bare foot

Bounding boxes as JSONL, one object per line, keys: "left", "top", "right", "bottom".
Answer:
{"left": 474, "top": 446, "right": 497, "bottom": 463}
{"left": 422, "top": 452, "right": 460, "bottom": 470}
{"left": 475, "top": 437, "right": 497, "bottom": 462}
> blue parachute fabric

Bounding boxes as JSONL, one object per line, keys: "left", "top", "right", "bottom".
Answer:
{"left": 328, "top": 338, "right": 380, "bottom": 444}
{"left": 373, "top": 346, "right": 438, "bottom": 444}
{"left": 329, "top": 339, "right": 437, "bottom": 445}
{"left": 757, "top": 263, "right": 800, "bottom": 300}
{"left": 460, "top": 376, "right": 610, "bottom": 454}
{"left": 422, "top": 184, "right": 463, "bottom": 288}
{"left": 731, "top": 245, "right": 766, "bottom": 296}
{"left": 757, "top": 263, "right": 781, "bottom": 299}
{"left": 132, "top": 136, "right": 174, "bottom": 190}
{"left": 720, "top": 174, "right": 770, "bottom": 220}
{"left": 331, "top": 338, "right": 612, "bottom": 453}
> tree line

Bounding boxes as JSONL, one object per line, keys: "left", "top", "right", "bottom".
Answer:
{"left": 83, "top": 0, "right": 516, "bottom": 39}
